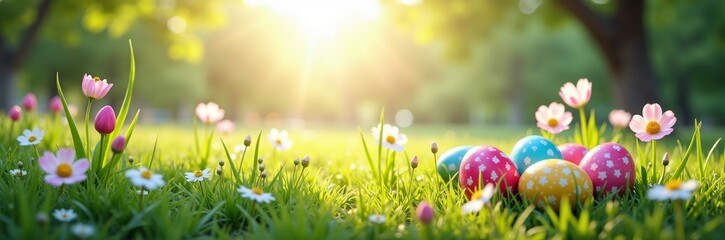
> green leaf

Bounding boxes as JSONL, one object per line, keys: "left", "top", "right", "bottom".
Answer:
{"left": 110, "top": 40, "right": 136, "bottom": 139}
{"left": 670, "top": 120, "right": 699, "bottom": 180}
{"left": 221, "top": 139, "right": 241, "bottom": 185}
{"left": 56, "top": 73, "right": 86, "bottom": 158}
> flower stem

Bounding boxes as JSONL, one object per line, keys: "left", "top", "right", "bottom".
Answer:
{"left": 674, "top": 200, "right": 686, "bottom": 240}
{"left": 85, "top": 100, "right": 93, "bottom": 160}
{"left": 432, "top": 152, "right": 437, "bottom": 175}
{"left": 578, "top": 107, "right": 588, "bottom": 147}
{"left": 33, "top": 145, "right": 39, "bottom": 164}
{"left": 652, "top": 140, "right": 658, "bottom": 184}
{"left": 236, "top": 147, "right": 248, "bottom": 178}
{"left": 139, "top": 186, "right": 145, "bottom": 210}
{"left": 55, "top": 185, "right": 65, "bottom": 204}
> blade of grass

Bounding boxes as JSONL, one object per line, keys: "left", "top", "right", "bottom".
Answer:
{"left": 56, "top": 73, "right": 85, "bottom": 158}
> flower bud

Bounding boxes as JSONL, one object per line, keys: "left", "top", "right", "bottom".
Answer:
{"left": 216, "top": 167, "right": 223, "bottom": 175}
{"left": 431, "top": 141, "right": 438, "bottom": 154}
{"left": 301, "top": 155, "right": 310, "bottom": 168}
{"left": 258, "top": 157, "right": 264, "bottom": 164}
{"left": 416, "top": 201, "right": 434, "bottom": 224}
{"left": 49, "top": 96, "right": 63, "bottom": 114}
{"left": 8, "top": 105, "right": 21, "bottom": 122}
{"left": 128, "top": 156, "right": 135, "bottom": 164}
{"left": 219, "top": 159, "right": 225, "bottom": 167}
{"left": 111, "top": 136, "right": 125, "bottom": 154}
{"left": 411, "top": 155, "right": 419, "bottom": 169}
{"left": 260, "top": 171, "right": 267, "bottom": 179}
{"left": 662, "top": 152, "right": 670, "bottom": 167}
{"left": 17, "top": 161, "right": 23, "bottom": 169}
{"left": 259, "top": 164, "right": 265, "bottom": 172}
{"left": 244, "top": 135, "right": 252, "bottom": 147}
{"left": 94, "top": 105, "right": 116, "bottom": 134}
{"left": 36, "top": 211, "right": 49, "bottom": 226}
{"left": 22, "top": 93, "right": 37, "bottom": 111}
{"left": 647, "top": 162, "right": 653, "bottom": 169}
{"left": 293, "top": 157, "right": 300, "bottom": 166}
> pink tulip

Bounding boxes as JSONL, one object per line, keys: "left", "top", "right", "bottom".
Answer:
{"left": 608, "top": 109, "right": 632, "bottom": 129}
{"left": 216, "top": 119, "right": 235, "bottom": 133}
{"left": 111, "top": 136, "right": 126, "bottom": 154}
{"left": 49, "top": 96, "right": 63, "bottom": 114}
{"left": 535, "top": 102, "right": 573, "bottom": 134}
{"left": 629, "top": 103, "right": 676, "bottom": 142}
{"left": 94, "top": 105, "right": 116, "bottom": 134}
{"left": 9, "top": 105, "right": 21, "bottom": 121}
{"left": 195, "top": 102, "right": 225, "bottom": 124}
{"left": 38, "top": 148, "right": 90, "bottom": 186}
{"left": 81, "top": 74, "right": 113, "bottom": 100}
{"left": 23, "top": 93, "right": 37, "bottom": 111}
{"left": 559, "top": 78, "right": 592, "bottom": 108}
{"left": 416, "top": 201, "right": 434, "bottom": 224}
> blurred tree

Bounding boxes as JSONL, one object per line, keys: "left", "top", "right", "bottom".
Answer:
{"left": 389, "top": 0, "right": 660, "bottom": 113}
{"left": 0, "top": 0, "right": 227, "bottom": 110}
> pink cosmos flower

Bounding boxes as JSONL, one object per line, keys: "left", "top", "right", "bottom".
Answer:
{"left": 608, "top": 109, "right": 632, "bottom": 129}
{"left": 216, "top": 120, "right": 235, "bottom": 134}
{"left": 535, "top": 102, "right": 573, "bottom": 134}
{"left": 49, "top": 96, "right": 63, "bottom": 114}
{"left": 629, "top": 103, "right": 676, "bottom": 142}
{"left": 23, "top": 93, "right": 37, "bottom": 111}
{"left": 9, "top": 105, "right": 21, "bottom": 121}
{"left": 82, "top": 74, "right": 113, "bottom": 100}
{"left": 38, "top": 148, "right": 90, "bottom": 186}
{"left": 195, "top": 102, "right": 225, "bottom": 124}
{"left": 559, "top": 78, "right": 592, "bottom": 108}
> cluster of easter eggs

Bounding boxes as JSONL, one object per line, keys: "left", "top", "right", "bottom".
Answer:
{"left": 436, "top": 135, "right": 636, "bottom": 210}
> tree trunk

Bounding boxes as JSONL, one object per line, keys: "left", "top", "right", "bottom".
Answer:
{"left": 0, "top": 65, "right": 18, "bottom": 111}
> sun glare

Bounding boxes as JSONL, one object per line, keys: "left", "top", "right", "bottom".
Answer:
{"left": 245, "top": 0, "right": 381, "bottom": 40}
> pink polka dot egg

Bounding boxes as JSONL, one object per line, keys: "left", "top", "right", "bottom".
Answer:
{"left": 578, "top": 143, "right": 636, "bottom": 196}
{"left": 557, "top": 143, "right": 588, "bottom": 165}
{"left": 518, "top": 159, "right": 593, "bottom": 210}
{"left": 459, "top": 146, "right": 519, "bottom": 199}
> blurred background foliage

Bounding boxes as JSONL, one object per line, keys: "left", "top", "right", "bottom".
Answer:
{"left": 0, "top": 0, "right": 723, "bottom": 126}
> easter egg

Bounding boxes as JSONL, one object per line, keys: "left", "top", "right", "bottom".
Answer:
{"left": 436, "top": 146, "right": 473, "bottom": 182}
{"left": 557, "top": 143, "right": 588, "bottom": 165}
{"left": 459, "top": 146, "right": 519, "bottom": 199}
{"left": 510, "top": 135, "right": 563, "bottom": 175}
{"left": 518, "top": 160, "right": 593, "bottom": 210}
{"left": 579, "top": 143, "right": 635, "bottom": 196}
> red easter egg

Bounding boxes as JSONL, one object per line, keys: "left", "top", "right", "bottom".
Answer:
{"left": 459, "top": 146, "right": 519, "bottom": 199}
{"left": 579, "top": 143, "right": 636, "bottom": 196}
{"left": 557, "top": 143, "right": 588, "bottom": 165}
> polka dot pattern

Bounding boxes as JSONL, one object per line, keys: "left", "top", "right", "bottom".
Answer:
{"left": 436, "top": 146, "right": 472, "bottom": 182}
{"left": 459, "top": 146, "right": 519, "bottom": 199}
{"left": 518, "top": 160, "right": 593, "bottom": 211}
{"left": 579, "top": 143, "right": 636, "bottom": 196}
{"left": 557, "top": 143, "right": 588, "bottom": 165}
{"left": 510, "top": 136, "right": 563, "bottom": 175}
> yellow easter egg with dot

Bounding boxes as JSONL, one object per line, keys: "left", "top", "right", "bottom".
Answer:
{"left": 518, "top": 159, "right": 593, "bottom": 210}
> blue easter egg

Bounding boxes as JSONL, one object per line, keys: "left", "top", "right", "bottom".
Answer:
{"left": 436, "top": 146, "right": 472, "bottom": 182}
{"left": 510, "top": 136, "right": 562, "bottom": 174}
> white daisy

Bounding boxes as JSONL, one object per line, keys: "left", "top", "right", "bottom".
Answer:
{"left": 269, "top": 128, "right": 293, "bottom": 151}
{"left": 237, "top": 186, "right": 275, "bottom": 203}
{"left": 371, "top": 124, "right": 408, "bottom": 152}
{"left": 71, "top": 223, "right": 95, "bottom": 238}
{"left": 184, "top": 168, "right": 212, "bottom": 182}
{"left": 137, "top": 190, "right": 149, "bottom": 196}
{"left": 647, "top": 180, "right": 699, "bottom": 201}
{"left": 9, "top": 169, "right": 27, "bottom": 177}
{"left": 53, "top": 208, "right": 77, "bottom": 222}
{"left": 368, "top": 214, "right": 386, "bottom": 224}
{"left": 17, "top": 128, "right": 44, "bottom": 146}
{"left": 462, "top": 183, "right": 495, "bottom": 214}
{"left": 125, "top": 167, "right": 165, "bottom": 190}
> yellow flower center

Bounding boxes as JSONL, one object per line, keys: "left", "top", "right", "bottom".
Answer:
{"left": 28, "top": 136, "right": 37, "bottom": 142}
{"left": 15, "top": 171, "right": 23, "bottom": 177}
{"left": 275, "top": 139, "right": 282, "bottom": 145}
{"left": 56, "top": 164, "right": 72, "bottom": 178}
{"left": 252, "top": 187, "right": 264, "bottom": 195}
{"left": 194, "top": 170, "right": 203, "bottom": 177}
{"left": 547, "top": 118, "right": 559, "bottom": 128}
{"left": 62, "top": 213, "right": 68, "bottom": 219}
{"left": 646, "top": 121, "right": 661, "bottom": 135}
{"left": 141, "top": 171, "right": 152, "bottom": 179}
{"left": 386, "top": 135, "right": 396, "bottom": 144}
{"left": 665, "top": 180, "right": 682, "bottom": 191}
{"left": 471, "top": 190, "right": 483, "bottom": 200}
{"left": 93, "top": 76, "right": 101, "bottom": 82}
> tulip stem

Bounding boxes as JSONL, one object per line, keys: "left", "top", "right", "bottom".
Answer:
{"left": 97, "top": 134, "right": 108, "bottom": 177}
{"left": 85, "top": 99, "right": 93, "bottom": 160}
{"left": 674, "top": 200, "right": 685, "bottom": 240}
{"left": 578, "top": 107, "right": 588, "bottom": 148}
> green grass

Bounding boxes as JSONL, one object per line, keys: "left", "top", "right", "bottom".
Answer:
{"left": 1, "top": 113, "right": 724, "bottom": 239}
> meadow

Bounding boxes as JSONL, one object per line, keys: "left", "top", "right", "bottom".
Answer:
{"left": 1, "top": 48, "right": 724, "bottom": 239}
